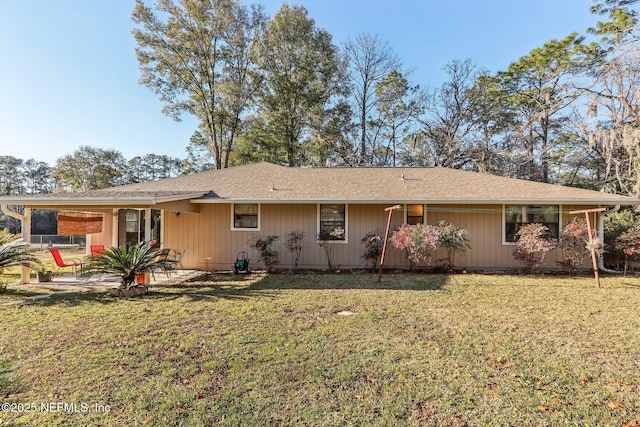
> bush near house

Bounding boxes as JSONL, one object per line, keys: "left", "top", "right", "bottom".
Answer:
{"left": 389, "top": 223, "right": 440, "bottom": 270}
{"left": 435, "top": 220, "right": 471, "bottom": 271}
{"left": 558, "top": 217, "right": 590, "bottom": 274}
{"left": 251, "top": 235, "right": 279, "bottom": 272}
{"left": 513, "top": 223, "right": 558, "bottom": 274}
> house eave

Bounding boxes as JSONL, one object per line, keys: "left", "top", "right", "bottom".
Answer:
{"left": 190, "top": 197, "right": 640, "bottom": 205}
{"left": 0, "top": 192, "right": 208, "bottom": 208}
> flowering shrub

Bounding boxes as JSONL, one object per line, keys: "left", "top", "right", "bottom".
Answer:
{"left": 361, "top": 230, "right": 383, "bottom": 272}
{"left": 390, "top": 224, "right": 440, "bottom": 269}
{"left": 512, "top": 223, "right": 558, "bottom": 273}
{"left": 436, "top": 221, "right": 471, "bottom": 271}
{"left": 558, "top": 217, "right": 590, "bottom": 273}
{"left": 614, "top": 223, "right": 640, "bottom": 271}
{"left": 251, "top": 235, "right": 279, "bottom": 272}
{"left": 615, "top": 223, "right": 640, "bottom": 258}
{"left": 285, "top": 230, "right": 305, "bottom": 271}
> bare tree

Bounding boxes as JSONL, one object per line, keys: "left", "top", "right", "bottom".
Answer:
{"left": 343, "top": 33, "right": 401, "bottom": 165}
{"left": 578, "top": 0, "right": 640, "bottom": 195}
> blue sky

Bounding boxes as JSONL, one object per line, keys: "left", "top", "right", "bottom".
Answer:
{"left": 0, "top": 0, "right": 599, "bottom": 165}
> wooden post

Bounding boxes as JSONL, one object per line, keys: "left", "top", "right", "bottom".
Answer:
{"left": 378, "top": 205, "right": 401, "bottom": 282}
{"left": 570, "top": 208, "right": 607, "bottom": 288}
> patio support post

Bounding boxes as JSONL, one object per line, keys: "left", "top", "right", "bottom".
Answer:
{"left": 144, "top": 208, "right": 151, "bottom": 243}
{"left": 378, "top": 205, "right": 401, "bottom": 282}
{"left": 0, "top": 205, "right": 31, "bottom": 284}
{"left": 111, "top": 209, "right": 119, "bottom": 247}
{"left": 21, "top": 208, "right": 31, "bottom": 284}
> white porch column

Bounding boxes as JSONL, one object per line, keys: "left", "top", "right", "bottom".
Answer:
{"left": 20, "top": 208, "right": 31, "bottom": 284}
{"left": 0, "top": 204, "right": 31, "bottom": 284}
{"left": 111, "top": 209, "right": 119, "bottom": 247}
{"left": 144, "top": 208, "right": 152, "bottom": 243}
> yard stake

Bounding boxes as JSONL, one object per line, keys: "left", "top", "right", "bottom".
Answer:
{"left": 378, "top": 205, "right": 401, "bottom": 282}
{"left": 570, "top": 208, "right": 607, "bottom": 288}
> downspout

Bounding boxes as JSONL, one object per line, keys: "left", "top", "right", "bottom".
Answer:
{"left": 598, "top": 205, "right": 620, "bottom": 274}
{"left": 0, "top": 204, "right": 32, "bottom": 284}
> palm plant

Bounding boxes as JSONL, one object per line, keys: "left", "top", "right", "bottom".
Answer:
{"left": 81, "top": 242, "right": 167, "bottom": 289}
{"left": 0, "top": 231, "right": 40, "bottom": 272}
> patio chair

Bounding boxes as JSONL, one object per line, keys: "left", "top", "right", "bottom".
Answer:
{"left": 152, "top": 248, "right": 174, "bottom": 280}
{"left": 90, "top": 244, "right": 105, "bottom": 257}
{"left": 169, "top": 245, "right": 188, "bottom": 270}
{"left": 50, "top": 248, "right": 83, "bottom": 278}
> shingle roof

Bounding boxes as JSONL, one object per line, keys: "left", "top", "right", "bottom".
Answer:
{"left": 1, "top": 162, "right": 637, "bottom": 205}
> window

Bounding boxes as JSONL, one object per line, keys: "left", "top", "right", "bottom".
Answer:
{"left": 232, "top": 204, "right": 259, "bottom": 230}
{"left": 406, "top": 204, "right": 424, "bottom": 225}
{"left": 504, "top": 205, "right": 559, "bottom": 242}
{"left": 318, "top": 204, "right": 346, "bottom": 241}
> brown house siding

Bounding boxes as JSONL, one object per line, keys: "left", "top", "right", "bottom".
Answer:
{"left": 89, "top": 203, "right": 600, "bottom": 272}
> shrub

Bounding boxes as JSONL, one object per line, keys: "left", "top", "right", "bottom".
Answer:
{"left": 81, "top": 242, "right": 166, "bottom": 289}
{"left": 252, "top": 235, "right": 279, "bottom": 272}
{"left": 0, "top": 229, "right": 40, "bottom": 271}
{"left": 285, "top": 230, "right": 305, "bottom": 272}
{"left": 390, "top": 224, "right": 440, "bottom": 270}
{"left": 317, "top": 229, "right": 344, "bottom": 271}
{"left": 558, "top": 217, "right": 590, "bottom": 274}
{"left": 436, "top": 221, "right": 471, "bottom": 271}
{"left": 614, "top": 223, "right": 640, "bottom": 272}
{"left": 361, "top": 230, "right": 383, "bottom": 272}
{"left": 512, "top": 223, "right": 558, "bottom": 274}
{"left": 603, "top": 209, "right": 637, "bottom": 268}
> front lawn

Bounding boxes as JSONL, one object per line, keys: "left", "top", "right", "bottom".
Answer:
{"left": 1, "top": 273, "right": 639, "bottom": 425}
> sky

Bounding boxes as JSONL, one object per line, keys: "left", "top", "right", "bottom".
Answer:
{"left": 0, "top": 0, "right": 600, "bottom": 165}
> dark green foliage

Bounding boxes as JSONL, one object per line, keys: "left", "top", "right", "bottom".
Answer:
{"left": 251, "top": 235, "right": 279, "bottom": 272}
{"left": 361, "top": 230, "right": 383, "bottom": 272}
{"left": 0, "top": 230, "right": 40, "bottom": 271}
{"left": 81, "top": 242, "right": 166, "bottom": 288}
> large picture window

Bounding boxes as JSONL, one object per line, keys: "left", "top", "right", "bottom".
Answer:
{"left": 318, "top": 204, "right": 346, "bottom": 241}
{"left": 505, "top": 205, "right": 559, "bottom": 242}
{"left": 232, "top": 204, "right": 259, "bottom": 230}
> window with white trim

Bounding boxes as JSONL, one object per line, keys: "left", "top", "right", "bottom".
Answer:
{"left": 232, "top": 203, "right": 260, "bottom": 230}
{"left": 318, "top": 204, "right": 346, "bottom": 241}
{"left": 504, "top": 205, "right": 559, "bottom": 243}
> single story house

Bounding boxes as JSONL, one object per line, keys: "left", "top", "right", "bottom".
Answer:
{"left": 1, "top": 162, "right": 638, "bottom": 280}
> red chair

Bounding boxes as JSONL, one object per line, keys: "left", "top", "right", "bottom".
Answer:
{"left": 90, "top": 245, "right": 106, "bottom": 257}
{"left": 50, "top": 248, "right": 83, "bottom": 278}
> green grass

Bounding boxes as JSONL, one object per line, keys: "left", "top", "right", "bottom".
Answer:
{"left": 1, "top": 273, "right": 639, "bottom": 426}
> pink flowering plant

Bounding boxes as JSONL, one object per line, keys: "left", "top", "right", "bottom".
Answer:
{"left": 512, "top": 223, "right": 558, "bottom": 274}
{"left": 558, "top": 217, "right": 590, "bottom": 274}
{"left": 390, "top": 224, "right": 440, "bottom": 270}
{"left": 436, "top": 220, "right": 471, "bottom": 271}
{"left": 614, "top": 223, "right": 640, "bottom": 271}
